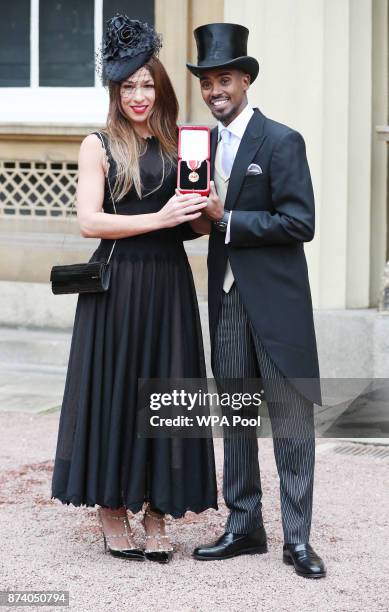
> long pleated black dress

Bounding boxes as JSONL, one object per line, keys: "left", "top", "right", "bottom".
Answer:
{"left": 51, "top": 132, "right": 218, "bottom": 517}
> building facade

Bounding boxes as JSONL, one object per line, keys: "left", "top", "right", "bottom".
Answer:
{"left": 0, "top": 0, "right": 388, "bottom": 376}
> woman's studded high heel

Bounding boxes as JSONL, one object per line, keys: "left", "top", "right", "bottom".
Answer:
{"left": 98, "top": 508, "right": 145, "bottom": 561}
{"left": 142, "top": 504, "right": 173, "bottom": 564}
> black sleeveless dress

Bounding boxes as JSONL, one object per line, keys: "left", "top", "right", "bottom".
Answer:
{"left": 51, "top": 132, "right": 218, "bottom": 517}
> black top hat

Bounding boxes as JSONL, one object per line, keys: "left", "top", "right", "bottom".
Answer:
{"left": 186, "top": 23, "right": 259, "bottom": 84}
{"left": 101, "top": 14, "right": 162, "bottom": 82}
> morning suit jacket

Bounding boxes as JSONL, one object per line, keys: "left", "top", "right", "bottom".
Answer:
{"left": 208, "top": 108, "right": 321, "bottom": 405}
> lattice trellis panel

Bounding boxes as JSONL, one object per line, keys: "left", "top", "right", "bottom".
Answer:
{"left": 0, "top": 160, "right": 78, "bottom": 217}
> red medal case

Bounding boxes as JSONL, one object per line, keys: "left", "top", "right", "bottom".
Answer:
{"left": 177, "top": 125, "right": 210, "bottom": 196}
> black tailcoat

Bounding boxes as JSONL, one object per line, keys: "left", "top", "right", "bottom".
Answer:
{"left": 208, "top": 108, "right": 321, "bottom": 405}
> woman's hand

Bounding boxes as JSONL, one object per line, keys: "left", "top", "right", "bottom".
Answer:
{"left": 157, "top": 192, "right": 208, "bottom": 228}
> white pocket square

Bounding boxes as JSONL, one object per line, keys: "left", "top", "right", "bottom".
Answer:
{"left": 246, "top": 163, "right": 263, "bottom": 175}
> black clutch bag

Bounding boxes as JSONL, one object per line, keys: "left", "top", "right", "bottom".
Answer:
{"left": 50, "top": 261, "right": 112, "bottom": 295}
{"left": 50, "top": 132, "right": 117, "bottom": 295}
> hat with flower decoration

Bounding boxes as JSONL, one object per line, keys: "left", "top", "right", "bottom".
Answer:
{"left": 100, "top": 14, "right": 162, "bottom": 82}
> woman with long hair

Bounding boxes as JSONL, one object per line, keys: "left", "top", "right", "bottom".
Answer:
{"left": 51, "top": 15, "right": 217, "bottom": 564}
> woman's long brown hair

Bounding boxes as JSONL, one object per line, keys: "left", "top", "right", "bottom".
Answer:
{"left": 104, "top": 56, "right": 179, "bottom": 200}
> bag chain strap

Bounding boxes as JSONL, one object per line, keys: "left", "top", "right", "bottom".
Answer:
{"left": 95, "top": 131, "right": 117, "bottom": 265}
{"left": 59, "top": 132, "right": 117, "bottom": 266}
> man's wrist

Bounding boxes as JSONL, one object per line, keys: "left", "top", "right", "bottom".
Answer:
{"left": 213, "top": 210, "right": 230, "bottom": 232}
{"left": 205, "top": 208, "right": 224, "bottom": 222}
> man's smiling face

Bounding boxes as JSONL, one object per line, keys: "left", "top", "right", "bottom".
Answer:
{"left": 199, "top": 68, "right": 251, "bottom": 126}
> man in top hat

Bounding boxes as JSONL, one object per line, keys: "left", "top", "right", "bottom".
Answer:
{"left": 186, "top": 23, "right": 326, "bottom": 578}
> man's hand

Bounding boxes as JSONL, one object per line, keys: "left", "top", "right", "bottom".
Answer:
{"left": 205, "top": 181, "right": 224, "bottom": 221}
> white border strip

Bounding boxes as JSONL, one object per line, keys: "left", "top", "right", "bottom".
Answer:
{"left": 94, "top": 0, "right": 103, "bottom": 88}
{"left": 30, "top": 0, "right": 39, "bottom": 87}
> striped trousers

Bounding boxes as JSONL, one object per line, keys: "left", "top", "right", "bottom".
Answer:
{"left": 213, "top": 284, "right": 315, "bottom": 543}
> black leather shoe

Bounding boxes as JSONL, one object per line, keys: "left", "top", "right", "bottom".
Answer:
{"left": 193, "top": 527, "right": 268, "bottom": 561}
{"left": 283, "top": 543, "right": 326, "bottom": 578}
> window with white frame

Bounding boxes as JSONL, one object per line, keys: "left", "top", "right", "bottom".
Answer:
{"left": 0, "top": 0, "right": 155, "bottom": 216}
{"left": 0, "top": 0, "right": 154, "bottom": 89}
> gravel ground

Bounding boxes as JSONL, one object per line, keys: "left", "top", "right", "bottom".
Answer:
{"left": 0, "top": 411, "right": 388, "bottom": 612}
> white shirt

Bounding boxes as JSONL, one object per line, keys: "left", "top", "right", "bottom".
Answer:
{"left": 217, "top": 104, "right": 254, "bottom": 243}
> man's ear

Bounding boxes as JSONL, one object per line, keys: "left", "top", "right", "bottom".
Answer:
{"left": 242, "top": 73, "right": 251, "bottom": 91}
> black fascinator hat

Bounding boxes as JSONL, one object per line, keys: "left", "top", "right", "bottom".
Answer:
{"left": 101, "top": 14, "right": 162, "bottom": 82}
